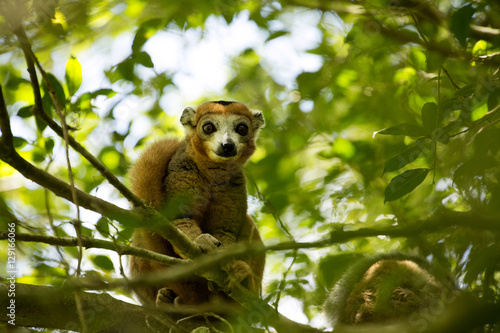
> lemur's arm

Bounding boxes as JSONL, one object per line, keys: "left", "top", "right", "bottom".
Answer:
{"left": 161, "top": 169, "right": 221, "bottom": 256}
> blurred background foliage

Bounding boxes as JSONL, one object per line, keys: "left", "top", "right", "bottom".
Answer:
{"left": 1, "top": 0, "right": 500, "bottom": 330}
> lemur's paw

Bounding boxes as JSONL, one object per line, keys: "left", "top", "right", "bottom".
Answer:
{"left": 195, "top": 233, "right": 221, "bottom": 253}
{"left": 223, "top": 260, "right": 252, "bottom": 293}
{"left": 156, "top": 287, "right": 177, "bottom": 307}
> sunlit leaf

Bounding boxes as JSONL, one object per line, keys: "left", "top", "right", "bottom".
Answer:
{"left": 384, "top": 168, "right": 430, "bottom": 202}
{"left": 332, "top": 137, "right": 356, "bottom": 159}
{"left": 65, "top": 56, "right": 82, "bottom": 96}
{"left": 472, "top": 40, "right": 492, "bottom": 58}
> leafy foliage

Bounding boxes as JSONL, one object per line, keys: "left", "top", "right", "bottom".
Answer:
{"left": 1, "top": 0, "right": 500, "bottom": 331}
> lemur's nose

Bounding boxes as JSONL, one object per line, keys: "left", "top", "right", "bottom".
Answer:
{"left": 221, "top": 142, "right": 236, "bottom": 154}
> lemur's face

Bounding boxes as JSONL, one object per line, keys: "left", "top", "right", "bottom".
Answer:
{"left": 196, "top": 113, "right": 254, "bottom": 162}
{"left": 181, "top": 101, "right": 265, "bottom": 164}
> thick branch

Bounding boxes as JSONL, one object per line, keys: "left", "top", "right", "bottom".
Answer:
{"left": 0, "top": 283, "right": 149, "bottom": 332}
{"left": 0, "top": 283, "right": 211, "bottom": 332}
{"left": 3, "top": 209, "right": 498, "bottom": 291}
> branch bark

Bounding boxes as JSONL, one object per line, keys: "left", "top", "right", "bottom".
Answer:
{"left": 2, "top": 208, "right": 498, "bottom": 291}
{"left": 0, "top": 283, "right": 209, "bottom": 332}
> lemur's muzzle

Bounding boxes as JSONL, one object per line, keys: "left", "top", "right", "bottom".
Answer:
{"left": 217, "top": 141, "right": 237, "bottom": 157}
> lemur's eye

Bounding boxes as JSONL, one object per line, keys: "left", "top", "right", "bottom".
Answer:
{"left": 236, "top": 124, "right": 248, "bottom": 136}
{"left": 202, "top": 123, "right": 216, "bottom": 134}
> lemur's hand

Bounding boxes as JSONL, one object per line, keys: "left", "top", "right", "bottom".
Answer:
{"left": 195, "top": 233, "right": 221, "bottom": 253}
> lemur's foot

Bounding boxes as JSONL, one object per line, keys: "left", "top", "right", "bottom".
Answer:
{"left": 156, "top": 287, "right": 177, "bottom": 307}
{"left": 223, "top": 260, "right": 253, "bottom": 293}
{"left": 195, "top": 233, "right": 221, "bottom": 253}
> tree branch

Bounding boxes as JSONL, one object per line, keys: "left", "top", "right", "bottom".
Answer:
{"left": 0, "top": 85, "right": 13, "bottom": 151}
{"left": 0, "top": 232, "right": 185, "bottom": 267}
{"left": 0, "top": 283, "right": 211, "bottom": 332}
{"left": 2, "top": 209, "right": 498, "bottom": 291}
{"left": 12, "top": 24, "right": 144, "bottom": 208}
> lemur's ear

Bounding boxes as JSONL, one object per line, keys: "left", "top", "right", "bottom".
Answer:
{"left": 180, "top": 107, "right": 197, "bottom": 128}
{"left": 252, "top": 110, "right": 265, "bottom": 130}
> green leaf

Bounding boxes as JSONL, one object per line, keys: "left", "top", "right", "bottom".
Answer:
{"left": 90, "top": 255, "right": 115, "bottom": 272}
{"left": 135, "top": 51, "right": 154, "bottom": 68}
{"left": 42, "top": 137, "right": 55, "bottom": 154}
{"left": 17, "top": 105, "right": 33, "bottom": 118}
{"left": 35, "top": 115, "right": 48, "bottom": 133}
{"left": 384, "top": 168, "right": 430, "bottom": 202}
{"left": 266, "top": 30, "right": 289, "bottom": 42}
{"left": 96, "top": 217, "right": 110, "bottom": 237}
{"left": 90, "top": 88, "right": 117, "bottom": 99}
{"left": 13, "top": 137, "right": 28, "bottom": 148}
{"left": 65, "top": 56, "right": 83, "bottom": 96}
{"left": 44, "top": 73, "right": 67, "bottom": 107}
{"left": 376, "top": 123, "right": 427, "bottom": 137}
{"left": 116, "top": 59, "right": 135, "bottom": 81}
{"left": 451, "top": 4, "right": 475, "bottom": 48}
{"left": 383, "top": 139, "right": 426, "bottom": 174}
{"left": 432, "top": 128, "right": 450, "bottom": 144}
{"left": 472, "top": 40, "right": 492, "bottom": 58}
{"left": 453, "top": 84, "right": 475, "bottom": 97}
{"left": 132, "top": 18, "right": 163, "bottom": 53}
{"left": 421, "top": 102, "right": 438, "bottom": 133}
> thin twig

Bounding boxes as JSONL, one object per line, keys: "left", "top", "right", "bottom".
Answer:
{"left": 409, "top": 8, "right": 460, "bottom": 91}
{"left": 0, "top": 85, "right": 13, "bottom": 148}
{"left": 17, "top": 26, "right": 86, "bottom": 328}
{"left": 44, "top": 159, "right": 70, "bottom": 272}
{"left": 247, "top": 173, "right": 298, "bottom": 313}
